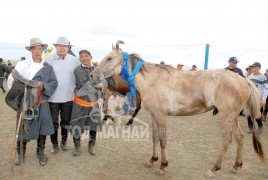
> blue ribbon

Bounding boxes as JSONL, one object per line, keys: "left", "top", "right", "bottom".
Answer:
{"left": 120, "top": 52, "right": 143, "bottom": 95}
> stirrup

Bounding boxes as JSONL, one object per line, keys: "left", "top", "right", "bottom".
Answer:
{"left": 24, "top": 108, "right": 39, "bottom": 120}
{"left": 34, "top": 108, "right": 39, "bottom": 118}
{"left": 24, "top": 108, "right": 35, "bottom": 120}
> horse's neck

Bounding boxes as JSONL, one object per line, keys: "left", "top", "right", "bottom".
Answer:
{"left": 133, "top": 64, "right": 151, "bottom": 94}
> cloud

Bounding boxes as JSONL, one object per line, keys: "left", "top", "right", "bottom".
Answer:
{"left": 86, "top": 26, "right": 132, "bottom": 38}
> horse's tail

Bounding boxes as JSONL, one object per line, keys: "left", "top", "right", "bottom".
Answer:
{"left": 246, "top": 79, "right": 266, "bottom": 163}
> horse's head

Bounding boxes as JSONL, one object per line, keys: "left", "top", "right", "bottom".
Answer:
{"left": 92, "top": 40, "right": 125, "bottom": 83}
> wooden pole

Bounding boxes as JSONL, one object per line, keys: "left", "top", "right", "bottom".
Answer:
{"left": 11, "top": 112, "right": 23, "bottom": 172}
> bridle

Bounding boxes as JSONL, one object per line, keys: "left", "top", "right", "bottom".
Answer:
{"left": 93, "top": 51, "right": 124, "bottom": 82}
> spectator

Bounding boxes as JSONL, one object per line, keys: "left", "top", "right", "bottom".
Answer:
{"left": 264, "top": 68, "right": 268, "bottom": 80}
{"left": 0, "top": 58, "right": 6, "bottom": 93}
{"left": 121, "top": 92, "right": 136, "bottom": 116}
{"left": 43, "top": 46, "right": 53, "bottom": 59}
{"left": 5, "top": 62, "right": 15, "bottom": 80}
{"left": 247, "top": 62, "right": 268, "bottom": 134}
{"left": 225, "top": 57, "right": 245, "bottom": 116}
{"left": 189, "top": 65, "right": 197, "bottom": 71}
{"left": 245, "top": 66, "right": 253, "bottom": 78}
{"left": 177, "top": 64, "right": 184, "bottom": 71}
{"left": 160, "top": 61, "right": 165, "bottom": 65}
{"left": 224, "top": 57, "right": 244, "bottom": 77}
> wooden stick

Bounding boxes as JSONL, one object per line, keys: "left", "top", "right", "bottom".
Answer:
{"left": 98, "top": 145, "right": 118, "bottom": 152}
{"left": 11, "top": 112, "right": 23, "bottom": 172}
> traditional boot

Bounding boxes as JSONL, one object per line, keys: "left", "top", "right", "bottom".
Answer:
{"left": 50, "top": 130, "right": 59, "bottom": 154}
{"left": 39, "top": 135, "right": 48, "bottom": 166}
{"left": 88, "top": 141, "right": 96, "bottom": 155}
{"left": 23, "top": 142, "right": 26, "bottom": 160}
{"left": 36, "top": 138, "right": 41, "bottom": 158}
{"left": 15, "top": 142, "right": 27, "bottom": 165}
{"left": 73, "top": 137, "right": 81, "bottom": 156}
{"left": 247, "top": 116, "right": 253, "bottom": 134}
{"left": 88, "top": 131, "right": 96, "bottom": 155}
{"left": 15, "top": 142, "right": 21, "bottom": 165}
{"left": 60, "top": 128, "right": 68, "bottom": 151}
{"left": 262, "top": 113, "right": 267, "bottom": 122}
{"left": 257, "top": 118, "right": 264, "bottom": 134}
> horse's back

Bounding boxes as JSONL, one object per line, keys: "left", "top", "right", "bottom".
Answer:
{"left": 140, "top": 67, "right": 250, "bottom": 116}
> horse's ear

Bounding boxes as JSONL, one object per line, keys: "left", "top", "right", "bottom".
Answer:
{"left": 112, "top": 44, "right": 116, "bottom": 50}
{"left": 116, "top": 40, "right": 125, "bottom": 50}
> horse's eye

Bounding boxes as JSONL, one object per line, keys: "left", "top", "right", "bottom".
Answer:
{"left": 107, "top": 57, "right": 112, "bottom": 61}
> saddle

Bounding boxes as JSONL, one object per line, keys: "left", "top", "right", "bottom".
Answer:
{"left": 5, "top": 69, "right": 42, "bottom": 120}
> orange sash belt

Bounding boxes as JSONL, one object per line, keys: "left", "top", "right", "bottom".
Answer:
{"left": 74, "top": 95, "right": 98, "bottom": 107}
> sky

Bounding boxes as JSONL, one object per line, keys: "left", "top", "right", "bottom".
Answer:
{"left": 1, "top": 0, "right": 268, "bottom": 72}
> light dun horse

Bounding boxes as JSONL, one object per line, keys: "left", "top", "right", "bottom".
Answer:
{"left": 92, "top": 40, "right": 266, "bottom": 177}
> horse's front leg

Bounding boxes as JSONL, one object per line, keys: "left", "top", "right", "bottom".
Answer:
{"left": 126, "top": 92, "right": 141, "bottom": 126}
{"left": 145, "top": 117, "right": 159, "bottom": 167}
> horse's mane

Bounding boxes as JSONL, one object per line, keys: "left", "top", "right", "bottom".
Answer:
{"left": 129, "top": 53, "right": 146, "bottom": 76}
{"left": 129, "top": 53, "right": 172, "bottom": 75}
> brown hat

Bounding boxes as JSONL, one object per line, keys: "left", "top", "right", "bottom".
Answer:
{"left": 25, "top": 38, "right": 48, "bottom": 51}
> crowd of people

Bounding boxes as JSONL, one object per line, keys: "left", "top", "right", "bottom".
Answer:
{"left": 2, "top": 37, "right": 104, "bottom": 166}
{"left": 1, "top": 37, "right": 268, "bottom": 167}
{"left": 0, "top": 58, "right": 15, "bottom": 94}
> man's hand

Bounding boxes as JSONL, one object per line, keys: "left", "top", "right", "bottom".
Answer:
{"left": 39, "top": 81, "right": 44, "bottom": 90}
{"left": 97, "top": 83, "right": 103, "bottom": 90}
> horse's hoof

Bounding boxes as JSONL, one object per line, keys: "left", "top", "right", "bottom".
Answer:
{"left": 155, "top": 169, "right": 165, "bottom": 176}
{"left": 125, "top": 122, "right": 131, "bottom": 126}
{"left": 204, "top": 169, "right": 215, "bottom": 178}
{"left": 144, "top": 161, "right": 154, "bottom": 168}
{"left": 229, "top": 167, "right": 238, "bottom": 174}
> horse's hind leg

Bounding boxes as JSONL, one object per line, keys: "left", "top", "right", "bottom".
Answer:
{"left": 145, "top": 117, "right": 159, "bottom": 167}
{"left": 206, "top": 112, "right": 234, "bottom": 177}
{"left": 230, "top": 117, "right": 244, "bottom": 173}
{"left": 157, "top": 120, "right": 168, "bottom": 175}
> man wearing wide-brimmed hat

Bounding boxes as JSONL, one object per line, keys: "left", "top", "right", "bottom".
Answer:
{"left": 6, "top": 38, "right": 58, "bottom": 166}
{"left": 44, "top": 37, "right": 80, "bottom": 154}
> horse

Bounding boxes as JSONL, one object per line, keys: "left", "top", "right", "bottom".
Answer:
{"left": 103, "top": 74, "right": 141, "bottom": 126}
{"left": 91, "top": 40, "right": 266, "bottom": 177}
